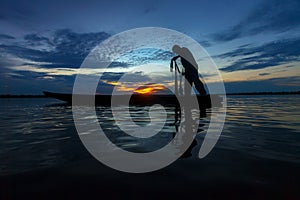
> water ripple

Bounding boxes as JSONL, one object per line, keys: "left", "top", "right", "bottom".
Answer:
{"left": 0, "top": 95, "right": 299, "bottom": 175}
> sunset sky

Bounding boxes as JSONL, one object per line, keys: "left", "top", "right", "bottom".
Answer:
{"left": 0, "top": 0, "right": 299, "bottom": 94}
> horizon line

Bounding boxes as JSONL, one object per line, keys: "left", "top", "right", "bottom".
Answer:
{"left": 0, "top": 91, "right": 299, "bottom": 98}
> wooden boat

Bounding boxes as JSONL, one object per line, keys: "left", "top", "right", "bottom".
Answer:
{"left": 43, "top": 91, "right": 222, "bottom": 108}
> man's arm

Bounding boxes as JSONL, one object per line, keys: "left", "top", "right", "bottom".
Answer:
{"left": 170, "top": 56, "right": 180, "bottom": 72}
{"left": 171, "top": 55, "right": 180, "bottom": 61}
{"left": 170, "top": 56, "right": 181, "bottom": 72}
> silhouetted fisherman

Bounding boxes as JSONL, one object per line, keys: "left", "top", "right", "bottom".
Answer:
{"left": 170, "top": 45, "right": 207, "bottom": 119}
{"left": 171, "top": 45, "right": 207, "bottom": 96}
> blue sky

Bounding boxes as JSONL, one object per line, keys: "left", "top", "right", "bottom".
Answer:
{"left": 0, "top": 0, "right": 299, "bottom": 94}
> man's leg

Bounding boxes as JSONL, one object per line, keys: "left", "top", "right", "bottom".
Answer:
{"left": 184, "top": 77, "right": 193, "bottom": 96}
{"left": 194, "top": 78, "right": 207, "bottom": 95}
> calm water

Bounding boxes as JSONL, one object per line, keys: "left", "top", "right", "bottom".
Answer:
{"left": 0, "top": 95, "right": 300, "bottom": 199}
{"left": 0, "top": 95, "right": 300, "bottom": 176}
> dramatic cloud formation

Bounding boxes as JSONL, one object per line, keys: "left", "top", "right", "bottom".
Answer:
{"left": 0, "top": 0, "right": 299, "bottom": 94}
{"left": 218, "top": 37, "right": 300, "bottom": 72}
{"left": 212, "top": 0, "right": 300, "bottom": 42}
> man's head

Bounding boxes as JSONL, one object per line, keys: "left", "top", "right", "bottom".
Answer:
{"left": 172, "top": 45, "right": 182, "bottom": 54}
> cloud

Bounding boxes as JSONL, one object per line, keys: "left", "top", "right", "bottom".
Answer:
{"left": 0, "top": 34, "right": 15, "bottom": 39}
{"left": 108, "top": 61, "right": 129, "bottom": 68}
{"left": 213, "top": 0, "right": 300, "bottom": 42}
{"left": 218, "top": 37, "right": 300, "bottom": 72}
{"left": 1, "top": 30, "right": 182, "bottom": 94}
{"left": 1, "top": 29, "right": 176, "bottom": 73}
{"left": 259, "top": 73, "right": 270, "bottom": 76}
{"left": 52, "top": 29, "right": 110, "bottom": 56}
{"left": 98, "top": 71, "right": 162, "bottom": 94}
{"left": 9, "top": 65, "right": 135, "bottom": 77}
{"left": 0, "top": 29, "right": 110, "bottom": 70}
{"left": 6, "top": 63, "right": 157, "bottom": 94}
{"left": 24, "top": 33, "right": 53, "bottom": 48}
{"left": 114, "top": 48, "right": 174, "bottom": 67}
{"left": 99, "top": 73, "right": 164, "bottom": 94}
{"left": 198, "top": 40, "right": 212, "bottom": 48}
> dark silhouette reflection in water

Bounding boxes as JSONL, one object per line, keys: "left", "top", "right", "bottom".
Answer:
{"left": 93, "top": 103, "right": 206, "bottom": 158}
{"left": 173, "top": 103, "right": 206, "bottom": 159}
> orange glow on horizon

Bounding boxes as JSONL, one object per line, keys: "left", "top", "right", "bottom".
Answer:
{"left": 104, "top": 80, "right": 169, "bottom": 94}
{"left": 134, "top": 84, "right": 166, "bottom": 94}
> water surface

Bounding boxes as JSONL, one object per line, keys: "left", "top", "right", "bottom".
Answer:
{"left": 0, "top": 95, "right": 300, "bottom": 198}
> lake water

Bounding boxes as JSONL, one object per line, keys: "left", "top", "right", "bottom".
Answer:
{"left": 0, "top": 95, "right": 300, "bottom": 198}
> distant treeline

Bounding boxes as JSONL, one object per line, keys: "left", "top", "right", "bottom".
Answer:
{"left": 226, "top": 91, "right": 300, "bottom": 95}
{"left": 0, "top": 94, "right": 47, "bottom": 98}
{"left": 0, "top": 91, "right": 299, "bottom": 98}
